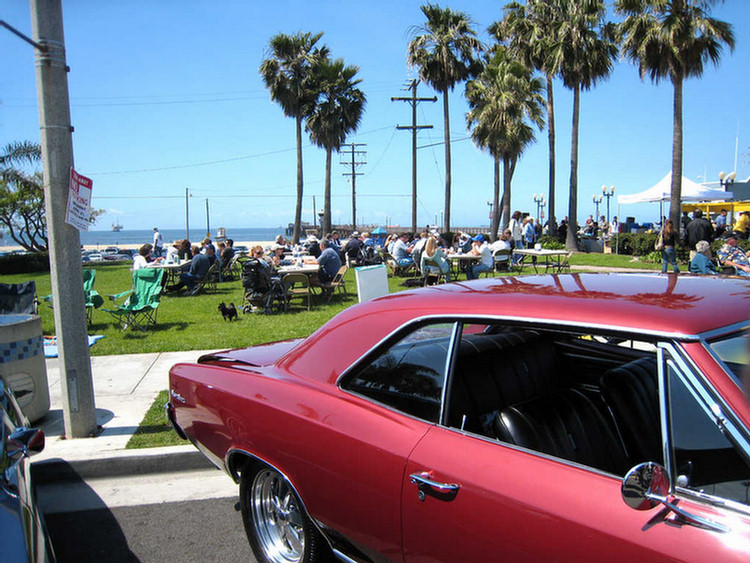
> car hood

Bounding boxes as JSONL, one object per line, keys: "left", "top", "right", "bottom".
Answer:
{"left": 198, "top": 339, "right": 303, "bottom": 367}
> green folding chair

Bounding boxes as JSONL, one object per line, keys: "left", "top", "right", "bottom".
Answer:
{"left": 104, "top": 268, "right": 164, "bottom": 330}
{"left": 42, "top": 269, "right": 103, "bottom": 324}
{"left": 83, "top": 269, "right": 104, "bottom": 323}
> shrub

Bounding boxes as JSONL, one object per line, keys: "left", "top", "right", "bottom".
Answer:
{"left": 611, "top": 233, "right": 660, "bottom": 256}
{"left": 538, "top": 235, "right": 564, "bottom": 250}
{"left": 0, "top": 251, "right": 50, "bottom": 274}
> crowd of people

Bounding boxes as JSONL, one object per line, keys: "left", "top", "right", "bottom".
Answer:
{"left": 656, "top": 208, "right": 750, "bottom": 277}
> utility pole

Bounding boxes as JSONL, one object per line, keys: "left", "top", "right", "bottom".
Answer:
{"left": 205, "top": 198, "right": 210, "bottom": 238}
{"left": 340, "top": 143, "right": 366, "bottom": 231}
{"left": 185, "top": 188, "right": 190, "bottom": 241}
{"left": 392, "top": 79, "right": 436, "bottom": 233}
{"left": 30, "top": 0, "right": 97, "bottom": 437}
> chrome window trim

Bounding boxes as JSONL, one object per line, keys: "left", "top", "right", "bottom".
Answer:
{"left": 438, "top": 423, "right": 623, "bottom": 480}
{"left": 659, "top": 342, "right": 750, "bottom": 517}
{"left": 438, "top": 322, "right": 461, "bottom": 426}
{"left": 336, "top": 312, "right": 697, "bottom": 388}
{"left": 698, "top": 320, "right": 750, "bottom": 342}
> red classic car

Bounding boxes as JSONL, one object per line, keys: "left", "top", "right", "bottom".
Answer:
{"left": 168, "top": 274, "right": 750, "bottom": 563}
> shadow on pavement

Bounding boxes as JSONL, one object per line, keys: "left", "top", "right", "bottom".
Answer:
{"left": 35, "top": 461, "right": 140, "bottom": 563}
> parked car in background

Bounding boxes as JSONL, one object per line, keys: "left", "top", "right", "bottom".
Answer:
{"left": 169, "top": 274, "right": 750, "bottom": 563}
{"left": 102, "top": 248, "right": 136, "bottom": 261}
{"left": 1, "top": 381, "right": 54, "bottom": 563}
{"left": 233, "top": 245, "right": 249, "bottom": 254}
{"left": 81, "top": 250, "right": 103, "bottom": 262}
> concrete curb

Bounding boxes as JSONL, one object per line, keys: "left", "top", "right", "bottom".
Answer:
{"left": 32, "top": 444, "right": 215, "bottom": 484}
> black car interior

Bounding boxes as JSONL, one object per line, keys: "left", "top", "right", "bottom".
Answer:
{"left": 447, "top": 329, "right": 658, "bottom": 476}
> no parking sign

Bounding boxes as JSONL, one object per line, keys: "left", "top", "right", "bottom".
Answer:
{"left": 65, "top": 168, "right": 93, "bottom": 232}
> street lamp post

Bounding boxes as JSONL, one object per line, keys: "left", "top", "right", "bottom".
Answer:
{"left": 592, "top": 194, "right": 603, "bottom": 221}
{"left": 533, "top": 193, "right": 545, "bottom": 224}
{"left": 601, "top": 185, "right": 615, "bottom": 224}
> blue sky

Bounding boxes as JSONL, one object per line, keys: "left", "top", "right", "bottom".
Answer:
{"left": 2, "top": 0, "right": 748, "bottom": 231}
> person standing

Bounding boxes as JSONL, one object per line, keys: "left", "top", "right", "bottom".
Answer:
{"left": 152, "top": 227, "right": 164, "bottom": 257}
{"left": 660, "top": 219, "right": 679, "bottom": 274}
{"left": 523, "top": 217, "right": 536, "bottom": 249}
{"left": 685, "top": 209, "right": 714, "bottom": 249}
{"left": 509, "top": 211, "right": 523, "bottom": 250}
{"left": 714, "top": 209, "right": 728, "bottom": 238}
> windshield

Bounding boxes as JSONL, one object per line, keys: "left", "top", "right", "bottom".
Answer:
{"left": 707, "top": 330, "right": 749, "bottom": 385}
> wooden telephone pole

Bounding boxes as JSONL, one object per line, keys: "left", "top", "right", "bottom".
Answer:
{"left": 392, "top": 79, "right": 436, "bottom": 233}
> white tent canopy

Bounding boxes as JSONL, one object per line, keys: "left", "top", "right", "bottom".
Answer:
{"left": 618, "top": 172, "right": 732, "bottom": 205}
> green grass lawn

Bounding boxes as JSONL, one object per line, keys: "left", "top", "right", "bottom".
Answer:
{"left": 0, "top": 261, "right": 414, "bottom": 356}
{"left": 0, "top": 252, "right": 663, "bottom": 357}
{"left": 126, "top": 389, "right": 184, "bottom": 449}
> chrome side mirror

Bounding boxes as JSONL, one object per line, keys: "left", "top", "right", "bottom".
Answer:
{"left": 6, "top": 427, "right": 45, "bottom": 461}
{"left": 621, "top": 462, "right": 670, "bottom": 510}
{"left": 621, "top": 462, "right": 729, "bottom": 533}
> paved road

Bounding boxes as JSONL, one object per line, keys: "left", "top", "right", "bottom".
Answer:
{"left": 38, "top": 468, "right": 256, "bottom": 563}
{"left": 46, "top": 497, "right": 254, "bottom": 563}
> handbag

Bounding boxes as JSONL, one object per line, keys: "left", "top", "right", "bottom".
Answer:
{"left": 654, "top": 233, "right": 664, "bottom": 251}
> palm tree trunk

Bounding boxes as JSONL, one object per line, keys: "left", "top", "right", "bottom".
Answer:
{"left": 546, "top": 75, "right": 557, "bottom": 237}
{"left": 670, "top": 75, "right": 683, "bottom": 237}
{"left": 323, "top": 146, "right": 332, "bottom": 235}
{"left": 442, "top": 89, "right": 451, "bottom": 234}
{"left": 502, "top": 157, "right": 514, "bottom": 231}
{"left": 293, "top": 115, "right": 304, "bottom": 245}
{"left": 491, "top": 156, "right": 501, "bottom": 241}
{"left": 566, "top": 84, "right": 580, "bottom": 251}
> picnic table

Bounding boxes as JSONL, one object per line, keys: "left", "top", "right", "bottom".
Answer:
{"left": 446, "top": 253, "right": 479, "bottom": 278}
{"left": 512, "top": 249, "right": 569, "bottom": 274}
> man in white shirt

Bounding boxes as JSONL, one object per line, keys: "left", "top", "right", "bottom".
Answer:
{"left": 153, "top": 228, "right": 164, "bottom": 257}
{"left": 466, "top": 235, "right": 493, "bottom": 280}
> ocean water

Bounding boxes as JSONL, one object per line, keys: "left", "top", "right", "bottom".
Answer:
{"left": 80, "top": 227, "right": 285, "bottom": 247}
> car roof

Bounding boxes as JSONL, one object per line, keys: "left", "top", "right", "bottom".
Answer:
{"left": 335, "top": 273, "right": 750, "bottom": 339}
{"left": 279, "top": 274, "right": 749, "bottom": 385}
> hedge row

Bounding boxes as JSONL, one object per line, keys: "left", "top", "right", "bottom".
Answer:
{"left": 0, "top": 252, "right": 51, "bottom": 274}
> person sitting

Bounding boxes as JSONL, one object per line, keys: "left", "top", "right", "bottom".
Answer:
{"left": 165, "top": 241, "right": 181, "bottom": 264}
{"left": 306, "top": 235, "right": 321, "bottom": 258}
{"left": 221, "top": 238, "right": 235, "bottom": 268}
{"left": 205, "top": 244, "right": 217, "bottom": 266}
{"left": 168, "top": 245, "right": 211, "bottom": 293}
{"left": 420, "top": 236, "right": 450, "bottom": 281}
{"left": 392, "top": 233, "right": 414, "bottom": 267}
{"left": 716, "top": 232, "right": 750, "bottom": 276}
{"left": 736, "top": 211, "right": 750, "bottom": 238}
{"left": 689, "top": 240, "right": 718, "bottom": 275}
{"left": 269, "top": 244, "right": 292, "bottom": 266}
{"left": 489, "top": 230, "right": 512, "bottom": 253}
{"left": 465, "top": 235, "right": 493, "bottom": 280}
{"left": 314, "top": 238, "right": 342, "bottom": 285}
{"left": 133, "top": 244, "right": 162, "bottom": 270}
{"left": 362, "top": 232, "right": 374, "bottom": 247}
{"left": 343, "top": 232, "right": 364, "bottom": 264}
{"left": 177, "top": 239, "right": 192, "bottom": 261}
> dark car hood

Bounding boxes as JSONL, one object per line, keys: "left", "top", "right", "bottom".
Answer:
{"left": 198, "top": 339, "right": 303, "bottom": 367}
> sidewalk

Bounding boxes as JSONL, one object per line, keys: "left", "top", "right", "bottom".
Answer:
{"left": 33, "top": 349, "right": 216, "bottom": 481}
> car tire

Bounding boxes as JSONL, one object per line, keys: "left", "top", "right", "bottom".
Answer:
{"left": 240, "top": 463, "right": 329, "bottom": 563}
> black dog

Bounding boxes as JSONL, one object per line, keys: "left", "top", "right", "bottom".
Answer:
{"left": 218, "top": 302, "right": 238, "bottom": 321}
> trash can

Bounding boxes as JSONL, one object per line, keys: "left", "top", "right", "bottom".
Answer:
{"left": 0, "top": 314, "right": 50, "bottom": 422}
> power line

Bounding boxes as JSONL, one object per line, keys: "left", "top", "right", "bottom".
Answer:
{"left": 392, "top": 78, "right": 436, "bottom": 232}
{"left": 88, "top": 126, "right": 394, "bottom": 175}
{"left": 340, "top": 143, "right": 367, "bottom": 230}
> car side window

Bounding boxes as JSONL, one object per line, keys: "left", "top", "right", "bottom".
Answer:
{"left": 667, "top": 360, "right": 750, "bottom": 507}
{"left": 343, "top": 323, "right": 454, "bottom": 423}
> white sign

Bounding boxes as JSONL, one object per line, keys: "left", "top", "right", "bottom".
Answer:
{"left": 355, "top": 264, "right": 389, "bottom": 303}
{"left": 65, "top": 168, "right": 93, "bottom": 232}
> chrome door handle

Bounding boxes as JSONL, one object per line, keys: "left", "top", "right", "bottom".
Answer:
{"left": 409, "top": 472, "right": 460, "bottom": 493}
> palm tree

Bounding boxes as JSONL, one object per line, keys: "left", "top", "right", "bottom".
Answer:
{"left": 555, "top": 0, "right": 618, "bottom": 251}
{"left": 466, "top": 47, "right": 545, "bottom": 240}
{"left": 305, "top": 58, "right": 366, "bottom": 235}
{"left": 260, "top": 32, "right": 329, "bottom": 244}
{"left": 491, "top": 0, "right": 562, "bottom": 236}
{"left": 408, "top": 3, "right": 482, "bottom": 234}
{"left": 616, "top": 0, "right": 734, "bottom": 236}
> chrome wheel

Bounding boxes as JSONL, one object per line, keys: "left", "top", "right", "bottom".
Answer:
{"left": 251, "top": 468, "right": 306, "bottom": 563}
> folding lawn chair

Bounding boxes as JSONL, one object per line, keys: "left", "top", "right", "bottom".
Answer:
{"left": 0, "top": 281, "right": 38, "bottom": 314}
{"left": 103, "top": 268, "right": 164, "bottom": 330}
{"left": 44, "top": 269, "right": 104, "bottom": 323}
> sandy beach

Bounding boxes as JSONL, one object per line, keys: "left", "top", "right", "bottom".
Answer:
{"left": 1, "top": 240, "right": 275, "bottom": 254}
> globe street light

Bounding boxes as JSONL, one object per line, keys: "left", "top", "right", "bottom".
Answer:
{"left": 601, "top": 185, "right": 615, "bottom": 224}
{"left": 592, "top": 193, "right": 603, "bottom": 221}
{"left": 533, "top": 193, "right": 546, "bottom": 224}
